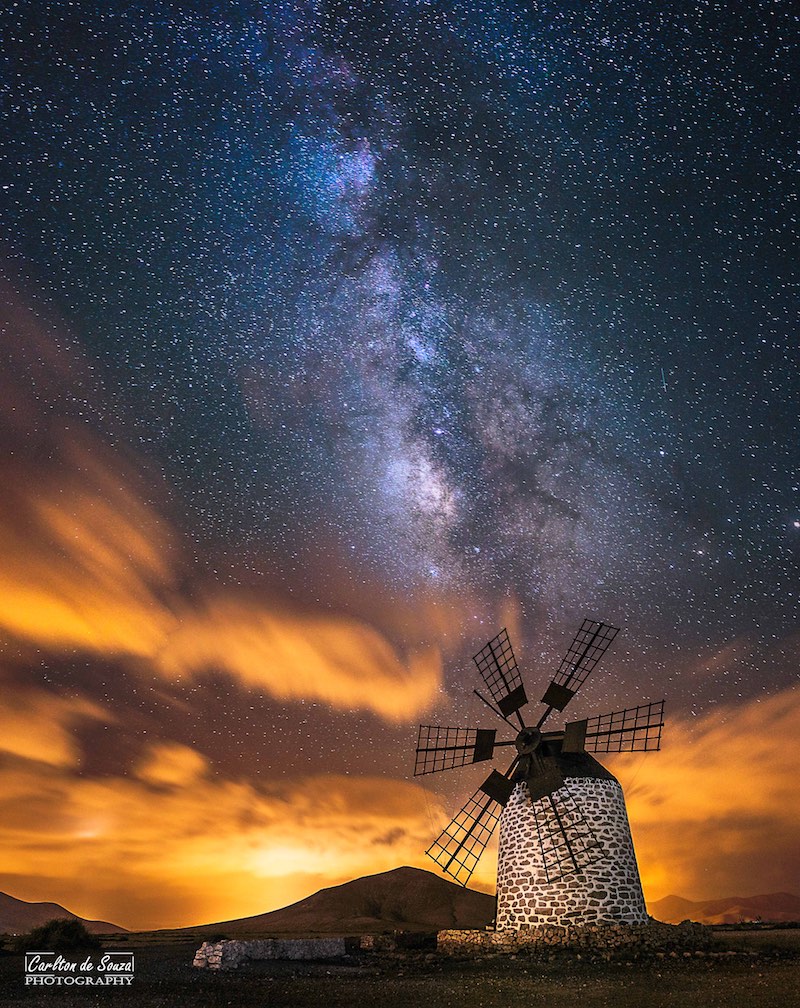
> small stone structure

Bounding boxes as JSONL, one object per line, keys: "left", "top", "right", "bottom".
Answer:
{"left": 496, "top": 770, "right": 647, "bottom": 928}
{"left": 193, "top": 937, "right": 352, "bottom": 969}
{"left": 438, "top": 920, "right": 713, "bottom": 957}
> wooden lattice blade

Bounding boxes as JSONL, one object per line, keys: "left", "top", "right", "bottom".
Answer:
{"left": 414, "top": 726, "right": 497, "bottom": 775}
{"left": 583, "top": 700, "right": 665, "bottom": 753}
{"left": 426, "top": 779, "right": 504, "bottom": 885}
{"left": 539, "top": 619, "right": 619, "bottom": 722}
{"left": 473, "top": 628, "right": 529, "bottom": 717}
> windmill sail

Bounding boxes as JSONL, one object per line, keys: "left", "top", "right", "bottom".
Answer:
{"left": 539, "top": 619, "right": 619, "bottom": 722}
{"left": 414, "top": 725, "right": 497, "bottom": 775}
{"left": 582, "top": 700, "right": 665, "bottom": 753}
{"left": 473, "top": 628, "right": 528, "bottom": 717}
{"left": 426, "top": 774, "right": 509, "bottom": 885}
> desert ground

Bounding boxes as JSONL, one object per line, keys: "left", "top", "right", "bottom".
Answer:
{"left": 2, "top": 927, "right": 799, "bottom": 1008}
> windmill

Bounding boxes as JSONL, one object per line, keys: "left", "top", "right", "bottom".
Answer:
{"left": 415, "top": 620, "right": 664, "bottom": 929}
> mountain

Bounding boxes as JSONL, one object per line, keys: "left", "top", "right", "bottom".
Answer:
{"left": 648, "top": 892, "right": 800, "bottom": 925}
{"left": 170, "top": 866, "right": 495, "bottom": 936}
{"left": 0, "top": 892, "right": 127, "bottom": 935}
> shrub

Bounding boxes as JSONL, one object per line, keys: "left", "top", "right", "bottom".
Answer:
{"left": 15, "top": 918, "right": 101, "bottom": 953}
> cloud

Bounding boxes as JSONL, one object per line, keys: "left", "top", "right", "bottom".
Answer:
{"left": 0, "top": 453, "right": 444, "bottom": 718}
{"left": 155, "top": 598, "right": 443, "bottom": 722}
{"left": 0, "top": 761, "right": 444, "bottom": 930}
{"left": 608, "top": 685, "right": 800, "bottom": 902}
{"left": 0, "top": 689, "right": 108, "bottom": 768}
{"left": 0, "top": 448, "right": 443, "bottom": 715}
{"left": 134, "top": 743, "right": 209, "bottom": 787}
{"left": 0, "top": 445, "right": 443, "bottom": 713}
{"left": 0, "top": 291, "right": 443, "bottom": 722}
{"left": 0, "top": 441, "right": 177, "bottom": 659}
{"left": 0, "top": 284, "right": 454, "bottom": 736}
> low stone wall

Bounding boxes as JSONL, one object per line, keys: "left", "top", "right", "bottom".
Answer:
{"left": 193, "top": 937, "right": 352, "bottom": 970}
{"left": 359, "top": 932, "right": 436, "bottom": 952}
{"left": 438, "top": 920, "right": 713, "bottom": 957}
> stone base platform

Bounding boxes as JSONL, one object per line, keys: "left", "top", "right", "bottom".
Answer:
{"left": 438, "top": 920, "right": 713, "bottom": 957}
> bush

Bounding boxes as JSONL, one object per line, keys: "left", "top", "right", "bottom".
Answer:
{"left": 15, "top": 918, "right": 101, "bottom": 953}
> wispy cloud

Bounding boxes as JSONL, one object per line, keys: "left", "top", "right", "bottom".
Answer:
{"left": 0, "top": 437, "right": 443, "bottom": 720}
{"left": 0, "top": 689, "right": 108, "bottom": 768}
{"left": 610, "top": 685, "right": 800, "bottom": 902}
{"left": 156, "top": 599, "right": 443, "bottom": 722}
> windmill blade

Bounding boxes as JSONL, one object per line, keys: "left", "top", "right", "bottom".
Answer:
{"left": 531, "top": 784, "right": 604, "bottom": 883}
{"left": 414, "top": 725, "right": 498, "bottom": 776}
{"left": 426, "top": 773, "right": 510, "bottom": 885}
{"left": 583, "top": 700, "right": 665, "bottom": 753}
{"left": 539, "top": 619, "right": 620, "bottom": 725}
{"left": 473, "top": 628, "right": 528, "bottom": 719}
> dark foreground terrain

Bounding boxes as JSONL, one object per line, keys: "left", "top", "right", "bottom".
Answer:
{"left": 2, "top": 928, "right": 798, "bottom": 1008}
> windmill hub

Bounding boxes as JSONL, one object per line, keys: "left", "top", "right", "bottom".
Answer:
{"left": 514, "top": 727, "right": 542, "bottom": 754}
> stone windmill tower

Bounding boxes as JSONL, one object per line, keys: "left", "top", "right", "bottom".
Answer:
{"left": 414, "top": 621, "right": 664, "bottom": 929}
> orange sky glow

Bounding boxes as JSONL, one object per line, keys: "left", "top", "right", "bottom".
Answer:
{"left": 0, "top": 681, "right": 795, "bottom": 930}
{"left": 1, "top": 292, "right": 797, "bottom": 932}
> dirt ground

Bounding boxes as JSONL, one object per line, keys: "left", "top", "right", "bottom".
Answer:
{"left": 2, "top": 929, "right": 798, "bottom": 1008}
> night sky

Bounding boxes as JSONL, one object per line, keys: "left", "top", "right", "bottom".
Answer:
{"left": 0, "top": 1, "right": 797, "bottom": 930}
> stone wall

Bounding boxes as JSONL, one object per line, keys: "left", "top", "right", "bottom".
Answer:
{"left": 193, "top": 937, "right": 352, "bottom": 969}
{"left": 438, "top": 920, "right": 713, "bottom": 957}
{"left": 496, "top": 778, "right": 647, "bottom": 928}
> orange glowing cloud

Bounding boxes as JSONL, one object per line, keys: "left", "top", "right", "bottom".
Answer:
{"left": 156, "top": 599, "right": 443, "bottom": 722}
{"left": 0, "top": 454, "right": 444, "bottom": 716}
{"left": 134, "top": 742, "right": 209, "bottom": 788}
{"left": 0, "top": 442, "right": 176, "bottom": 658}
{"left": 608, "top": 685, "right": 800, "bottom": 903}
{"left": 0, "top": 450, "right": 443, "bottom": 712}
{"left": 0, "top": 752, "right": 444, "bottom": 930}
{"left": 0, "top": 688, "right": 108, "bottom": 768}
{"left": 0, "top": 436, "right": 443, "bottom": 721}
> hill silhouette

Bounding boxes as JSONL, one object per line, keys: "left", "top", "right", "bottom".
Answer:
{"left": 0, "top": 892, "right": 126, "bottom": 935}
{"left": 10, "top": 871, "right": 795, "bottom": 936}
{"left": 648, "top": 892, "right": 800, "bottom": 925}
{"left": 169, "top": 866, "right": 495, "bottom": 936}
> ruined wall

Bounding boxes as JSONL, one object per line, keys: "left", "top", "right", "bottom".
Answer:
{"left": 496, "top": 778, "right": 647, "bottom": 929}
{"left": 193, "top": 937, "right": 351, "bottom": 969}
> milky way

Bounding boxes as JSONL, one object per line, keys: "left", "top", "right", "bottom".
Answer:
{"left": 0, "top": 2, "right": 797, "bottom": 926}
